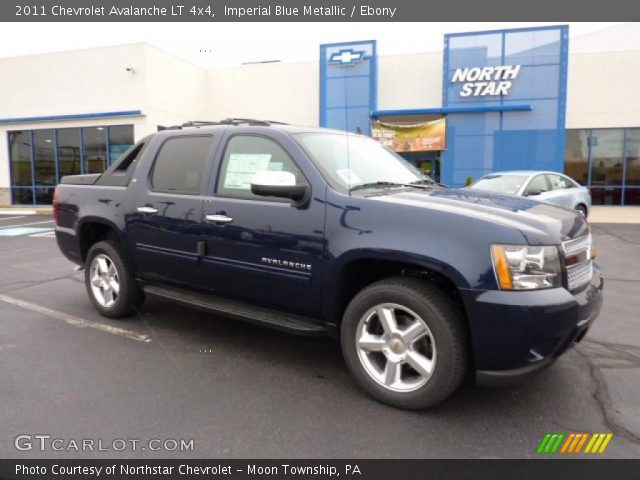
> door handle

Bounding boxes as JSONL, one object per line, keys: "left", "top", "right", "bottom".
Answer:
{"left": 206, "top": 214, "right": 233, "bottom": 224}
{"left": 137, "top": 206, "right": 158, "bottom": 214}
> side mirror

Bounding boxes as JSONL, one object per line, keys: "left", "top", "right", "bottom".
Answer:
{"left": 251, "top": 171, "right": 309, "bottom": 203}
{"left": 526, "top": 188, "right": 542, "bottom": 196}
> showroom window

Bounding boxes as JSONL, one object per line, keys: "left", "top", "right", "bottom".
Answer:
{"left": 564, "top": 128, "right": 640, "bottom": 205}
{"left": 8, "top": 124, "right": 134, "bottom": 205}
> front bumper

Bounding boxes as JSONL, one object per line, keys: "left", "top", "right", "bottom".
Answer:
{"left": 461, "top": 263, "right": 603, "bottom": 386}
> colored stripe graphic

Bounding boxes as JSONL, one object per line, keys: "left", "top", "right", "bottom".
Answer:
{"left": 560, "top": 433, "right": 575, "bottom": 453}
{"left": 537, "top": 433, "right": 565, "bottom": 453}
{"left": 539, "top": 433, "right": 613, "bottom": 454}
{"left": 574, "top": 433, "right": 589, "bottom": 453}
{"left": 585, "top": 433, "right": 613, "bottom": 453}
{"left": 537, "top": 434, "right": 552, "bottom": 453}
{"left": 561, "top": 433, "right": 588, "bottom": 453}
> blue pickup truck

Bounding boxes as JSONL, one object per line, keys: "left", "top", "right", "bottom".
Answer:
{"left": 54, "top": 119, "right": 603, "bottom": 409}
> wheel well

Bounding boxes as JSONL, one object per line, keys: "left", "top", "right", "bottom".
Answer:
{"left": 335, "top": 259, "right": 466, "bottom": 325}
{"left": 575, "top": 203, "right": 588, "bottom": 216}
{"left": 79, "top": 222, "right": 119, "bottom": 262}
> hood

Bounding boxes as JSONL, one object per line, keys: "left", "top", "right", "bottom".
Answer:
{"left": 369, "top": 187, "right": 589, "bottom": 244}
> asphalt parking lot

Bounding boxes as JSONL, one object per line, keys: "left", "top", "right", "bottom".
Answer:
{"left": 1, "top": 214, "right": 639, "bottom": 459}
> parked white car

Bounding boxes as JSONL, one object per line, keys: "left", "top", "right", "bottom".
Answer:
{"left": 468, "top": 171, "right": 592, "bottom": 217}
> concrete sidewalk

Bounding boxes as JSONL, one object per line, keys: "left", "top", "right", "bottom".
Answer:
{"left": 589, "top": 206, "right": 640, "bottom": 224}
{"left": 0, "top": 207, "right": 52, "bottom": 215}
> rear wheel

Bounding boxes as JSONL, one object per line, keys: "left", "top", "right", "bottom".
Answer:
{"left": 341, "top": 277, "right": 468, "bottom": 409}
{"left": 84, "top": 240, "right": 143, "bottom": 318}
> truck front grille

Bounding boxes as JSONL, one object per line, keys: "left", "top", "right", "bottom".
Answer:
{"left": 562, "top": 234, "right": 593, "bottom": 290}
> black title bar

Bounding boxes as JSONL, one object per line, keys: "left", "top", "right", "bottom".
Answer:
{"left": 1, "top": 459, "right": 639, "bottom": 480}
{"left": 3, "top": 0, "right": 640, "bottom": 21}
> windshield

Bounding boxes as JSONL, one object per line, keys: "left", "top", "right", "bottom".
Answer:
{"left": 294, "top": 132, "right": 434, "bottom": 193}
{"left": 469, "top": 174, "right": 529, "bottom": 195}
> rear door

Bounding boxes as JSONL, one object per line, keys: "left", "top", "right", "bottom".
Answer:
{"left": 126, "top": 133, "right": 216, "bottom": 288}
{"left": 200, "top": 130, "right": 327, "bottom": 318}
{"left": 546, "top": 174, "right": 577, "bottom": 208}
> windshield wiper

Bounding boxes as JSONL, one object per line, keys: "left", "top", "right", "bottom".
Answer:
{"left": 408, "top": 179, "right": 448, "bottom": 188}
{"left": 350, "top": 180, "right": 443, "bottom": 193}
{"left": 349, "top": 181, "right": 404, "bottom": 192}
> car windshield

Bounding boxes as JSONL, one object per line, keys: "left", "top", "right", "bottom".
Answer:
{"left": 293, "top": 132, "right": 435, "bottom": 193}
{"left": 470, "top": 174, "right": 529, "bottom": 195}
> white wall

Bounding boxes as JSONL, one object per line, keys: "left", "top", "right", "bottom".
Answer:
{"left": 206, "top": 61, "right": 318, "bottom": 126}
{"left": 141, "top": 44, "right": 207, "bottom": 132}
{"left": 203, "top": 52, "right": 444, "bottom": 124}
{"left": 377, "top": 52, "right": 443, "bottom": 110}
{"left": 0, "top": 44, "right": 147, "bottom": 118}
{"left": 566, "top": 50, "right": 640, "bottom": 129}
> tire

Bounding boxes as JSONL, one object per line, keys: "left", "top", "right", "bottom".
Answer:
{"left": 575, "top": 204, "right": 588, "bottom": 218}
{"left": 340, "top": 277, "right": 468, "bottom": 409}
{"left": 84, "top": 240, "right": 144, "bottom": 318}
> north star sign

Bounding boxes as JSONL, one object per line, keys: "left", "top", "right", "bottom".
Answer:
{"left": 452, "top": 65, "right": 522, "bottom": 97}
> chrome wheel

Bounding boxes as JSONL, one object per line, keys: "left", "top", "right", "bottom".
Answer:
{"left": 355, "top": 303, "right": 436, "bottom": 392}
{"left": 89, "top": 254, "right": 120, "bottom": 308}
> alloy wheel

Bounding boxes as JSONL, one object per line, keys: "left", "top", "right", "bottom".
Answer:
{"left": 89, "top": 253, "right": 120, "bottom": 308}
{"left": 355, "top": 303, "right": 437, "bottom": 392}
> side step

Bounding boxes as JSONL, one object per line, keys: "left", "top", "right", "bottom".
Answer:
{"left": 143, "top": 285, "right": 328, "bottom": 336}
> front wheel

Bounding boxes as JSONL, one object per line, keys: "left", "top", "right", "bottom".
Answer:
{"left": 84, "top": 240, "right": 144, "bottom": 318}
{"left": 340, "top": 277, "right": 468, "bottom": 409}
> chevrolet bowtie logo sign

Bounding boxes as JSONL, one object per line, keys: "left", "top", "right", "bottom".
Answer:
{"left": 537, "top": 432, "right": 613, "bottom": 454}
{"left": 329, "top": 48, "right": 365, "bottom": 65}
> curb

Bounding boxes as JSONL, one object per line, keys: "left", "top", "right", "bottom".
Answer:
{"left": 0, "top": 207, "right": 53, "bottom": 215}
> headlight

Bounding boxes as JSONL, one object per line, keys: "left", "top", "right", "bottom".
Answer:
{"left": 491, "top": 244, "right": 561, "bottom": 290}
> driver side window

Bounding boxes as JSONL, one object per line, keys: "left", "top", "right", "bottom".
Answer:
{"left": 525, "top": 175, "right": 550, "bottom": 195}
{"left": 216, "top": 135, "right": 304, "bottom": 201}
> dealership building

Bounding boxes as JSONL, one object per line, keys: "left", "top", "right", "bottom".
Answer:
{"left": 1, "top": 23, "right": 639, "bottom": 206}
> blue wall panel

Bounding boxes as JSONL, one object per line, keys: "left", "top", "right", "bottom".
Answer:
{"left": 320, "top": 41, "right": 377, "bottom": 135}
{"left": 442, "top": 26, "right": 569, "bottom": 187}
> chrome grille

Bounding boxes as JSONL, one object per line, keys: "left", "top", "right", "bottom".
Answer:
{"left": 562, "top": 234, "right": 593, "bottom": 290}
{"left": 562, "top": 234, "right": 591, "bottom": 256}
{"left": 566, "top": 261, "right": 593, "bottom": 290}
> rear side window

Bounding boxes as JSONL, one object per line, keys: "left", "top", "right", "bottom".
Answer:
{"left": 151, "top": 136, "right": 213, "bottom": 195}
{"left": 549, "top": 174, "right": 575, "bottom": 190}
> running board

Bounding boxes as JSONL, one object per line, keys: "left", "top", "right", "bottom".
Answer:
{"left": 143, "top": 285, "right": 327, "bottom": 336}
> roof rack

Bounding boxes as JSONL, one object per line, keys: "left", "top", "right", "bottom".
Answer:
{"left": 161, "top": 118, "right": 290, "bottom": 130}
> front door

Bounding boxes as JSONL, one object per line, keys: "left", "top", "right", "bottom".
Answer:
{"left": 127, "top": 134, "right": 215, "bottom": 288}
{"left": 201, "top": 132, "right": 326, "bottom": 318}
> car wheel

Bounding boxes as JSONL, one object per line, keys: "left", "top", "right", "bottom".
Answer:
{"left": 84, "top": 240, "right": 144, "bottom": 318}
{"left": 575, "top": 204, "right": 588, "bottom": 218}
{"left": 341, "top": 277, "right": 468, "bottom": 409}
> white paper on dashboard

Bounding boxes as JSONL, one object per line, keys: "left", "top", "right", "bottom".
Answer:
{"left": 223, "top": 153, "right": 272, "bottom": 190}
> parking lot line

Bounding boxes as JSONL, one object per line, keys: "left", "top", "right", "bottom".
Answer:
{"left": 0, "top": 216, "right": 26, "bottom": 222}
{"left": 0, "top": 294, "right": 152, "bottom": 343}
{"left": 0, "top": 219, "right": 54, "bottom": 229}
{"left": 0, "top": 210, "right": 36, "bottom": 215}
{"left": 0, "top": 227, "right": 54, "bottom": 237}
